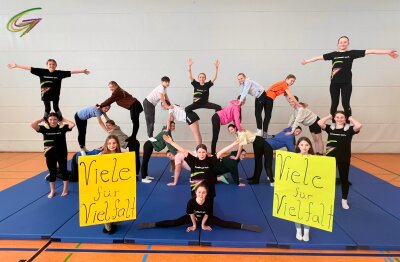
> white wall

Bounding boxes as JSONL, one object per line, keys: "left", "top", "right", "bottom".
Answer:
{"left": 1, "top": 0, "right": 399, "bottom": 152}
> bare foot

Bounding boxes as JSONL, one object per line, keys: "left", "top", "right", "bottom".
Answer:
{"left": 61, "top": 191, "right": 69, "bottom": 197}
{"left": 48, "top": 191, "right": 56, "bottom": 198}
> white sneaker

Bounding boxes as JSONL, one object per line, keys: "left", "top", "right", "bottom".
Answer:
{"left": 80, "top": 150, "right": 87, "bottom": 156}
{"left": 342, "top": 199, "right": 350, "bottom": 209}
{"left": 296, "top": 231, "right": 303, "bottom": 241}
{"left": 255, "top": 129, "right": 262, "bottom": 136}
{"left": 148, "top": 137, "right": 157, "bottom": 142}
{"left": 270, "top": 182, "right": 274, "bottom": 187}
{"left": 141, "top": 178, "right": 152, "bottom": 183}
{"left": 145, "top": 176, "right": 155, "bottom": 180}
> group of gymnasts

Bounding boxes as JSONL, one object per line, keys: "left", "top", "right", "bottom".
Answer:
{"left": 8, "top": 35, "right": 398, "bottom": 238}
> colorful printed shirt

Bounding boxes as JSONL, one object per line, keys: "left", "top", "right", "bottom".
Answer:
{"left": 30, "top": 68, "right": 71, "bottom": 101}
{"left": 323, "top": 124, "right": 359, "bottom": 162}
{"left": 323, "top": 50, "right": 366, "bottom": 84}
{"left": 37, "top": 124, "right": 72, "bottom": 157}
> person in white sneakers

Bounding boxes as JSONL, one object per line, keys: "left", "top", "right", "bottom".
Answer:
{"left": 294, "top": 137, "right": 315, "bottom": 242}
{"left": 140, "top": 123, "right": 177, "bottom": 183}
{"left": 318, "top": 111, "right": 362, "bottom": 209}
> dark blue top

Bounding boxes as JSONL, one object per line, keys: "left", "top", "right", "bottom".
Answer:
{"left": 265, "top": 127, "right": 296, "bottom": 152}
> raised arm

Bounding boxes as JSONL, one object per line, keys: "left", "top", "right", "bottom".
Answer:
{"left": 31, "top": 118, "right": 43, "bottom": 131}
{"left": 284, "top": 89, "right": 300, "bottom": 107}
{"left": 365, "top": 50, "right": 398, "bottom": 58}
{"left": 301, "top": 55, "right": 324, "bottom": 65}
{"left": 166, "top": 112, "right": 174, "bottom": 131}
{"left": 7, "top": 63, "right": 31, "bottom": 70}
{"left": 318, "top": 114, "right": 332, "bottom": 130}
{"left": 348, "top": 116, "right": 363, "bottom": 132}
{"left": 61, "top": 118, "right": 76, "bottom": 129}
{"left": 211, "top": 59, "right": 220, "bottom": 83}
{"left": 96, "top": 116, "right": 108, "bottom": 132}
{"left": 70, "top": 69, "right": 90, "bottom": 75}
{"left": 102, "top": 112, "right": 110, "bottom": 122}
{"left": 216, "top": 140, "right": 239, "bottom": 159}
{"left": 163, "top": 135, "right": 189, "bottom": 157}
{"left": 187, "top": 58, "right": 194, "bottom": 82}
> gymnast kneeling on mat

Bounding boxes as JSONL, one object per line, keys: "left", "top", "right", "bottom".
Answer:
{"left": 139, "top": 183, "right": 262, "bottom": 232}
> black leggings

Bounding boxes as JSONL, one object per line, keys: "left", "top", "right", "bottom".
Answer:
{"left": 74, "top": 113, "right": 87, "bottom": 149}
{"left": 155, "top": 214, "right": 241, "bottom": 229}
{"left": 130, "top": 101, "right": 143, "bottom": 141}
{"left": 46, "top": 154, "right": 68, "bottom": 182}
{"left": 337, "top": 161, "right": 350, "bottom": 199}
{"left": 140, "top": 140, "right": 154, "bottom": 179}
{"left": 252, "top": 137, "right": 274, "bottom": 182}
{"left": 127, "top": 139, "right": 141, "bottom": 175}
{"left": 43, "top": 99, "right": 60, "bottom": 117}
{"left": 330, "top": 82, "right": 352, "bottom": 117}
{"left": 185, "top": 101, "right": 222, "bottom": 113}
{"left": 211, "top": 113, "right": 221, "bottom": 155}
{"left": 255, "top": 93, "right": 272, "bottom": 133}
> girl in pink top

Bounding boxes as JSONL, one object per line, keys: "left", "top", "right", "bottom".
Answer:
{"left": 211, "top": 99, "right": 242, "bottom": 154}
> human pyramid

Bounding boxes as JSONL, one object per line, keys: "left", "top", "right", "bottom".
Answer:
{"left": 8, "top": 36, "right": 398, "bottom": 239}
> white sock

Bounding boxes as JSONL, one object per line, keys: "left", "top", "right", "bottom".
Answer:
{"left": 270, "top": 182, "right": 274, "bottom": 187}
{"left": 256, "top": 129, "right": 262, "bottom": 136}
{"left": 303, "top": 228, "right": 310, "bottom": 242}
{"left": 342, "top": 199, "right": 350, "bottom": 209}
{"left": 296, "top": 228, "right": 303, "bottom": 241}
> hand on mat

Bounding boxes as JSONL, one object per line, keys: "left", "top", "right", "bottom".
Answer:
{"left": 186, "top": 226, "right": 196, "bottom": 232}
{"left": 202, "top": 225, "right": 212, "bottom": 231}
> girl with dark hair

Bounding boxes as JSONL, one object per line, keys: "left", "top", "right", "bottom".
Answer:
{"left": 302, "top": 36, "right": 398, "bottom": 117}
{"left": 139, "top": 183, "right": 262, "bottom": 232}
{"left": 163, "top": 99, "right": 202, "bottom": 145}
{"left": 31, "top": 113, "right": 75, "bottom": 198}
{"left": 286, "top": 95, "right": 324, "bottom": 154}
{"left": 163, "top": 135, "right": 239, "bottom": 213}
{"left": 98, "top": 81, "right": 143, "bottom": 143}
{"left": 185, "top": 58, "right": 222, "bottom": 113}
{"left": 318, "top": 111, "right": 362, "bottom": 209}
{"left": 210, "top": 99, "right": 242, "bottom": 155}
{"left": 8, "top": 59, "right": 89, "bottom": 119}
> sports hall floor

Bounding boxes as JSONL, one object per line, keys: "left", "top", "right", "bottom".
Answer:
{"left": 0, "top": 152, "right": 399, "bottom": 262}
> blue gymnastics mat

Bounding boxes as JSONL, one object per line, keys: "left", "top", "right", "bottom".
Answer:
{"left": 0, "top": 182, "right": 78, "bottom": 240}
{"left": 348, "top": 166, "right": 400, "bottom": 220}
{"left": 0, "top": 171, "right": 63, "bottom": 222}
{"left": 239, "top": 159, "right": 357, "bottom": 250}
{"left": 124, "top": 182, "right": 197, "bottom": 245}
{"left": 200, "top": 183, "right": 278, "bottom": 247}
{"left": 51, "top": 157, "right": 169, "bottom": 243}
{"left": 333, "top": 186, "right": 400, "bottom": 250}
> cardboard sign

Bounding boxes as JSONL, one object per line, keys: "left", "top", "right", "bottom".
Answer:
{"left": 272, "top": 150, "right": 336, "bottom": 232}
{"left": 78, "top": 152, "right": 136, "bottom": 226}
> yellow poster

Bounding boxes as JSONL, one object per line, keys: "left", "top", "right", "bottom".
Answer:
{"left": 78, "top": 152, "right": 136, "bottom": 227}
{"left": 272, "top": 150, "right": 336, "bottom": 232}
